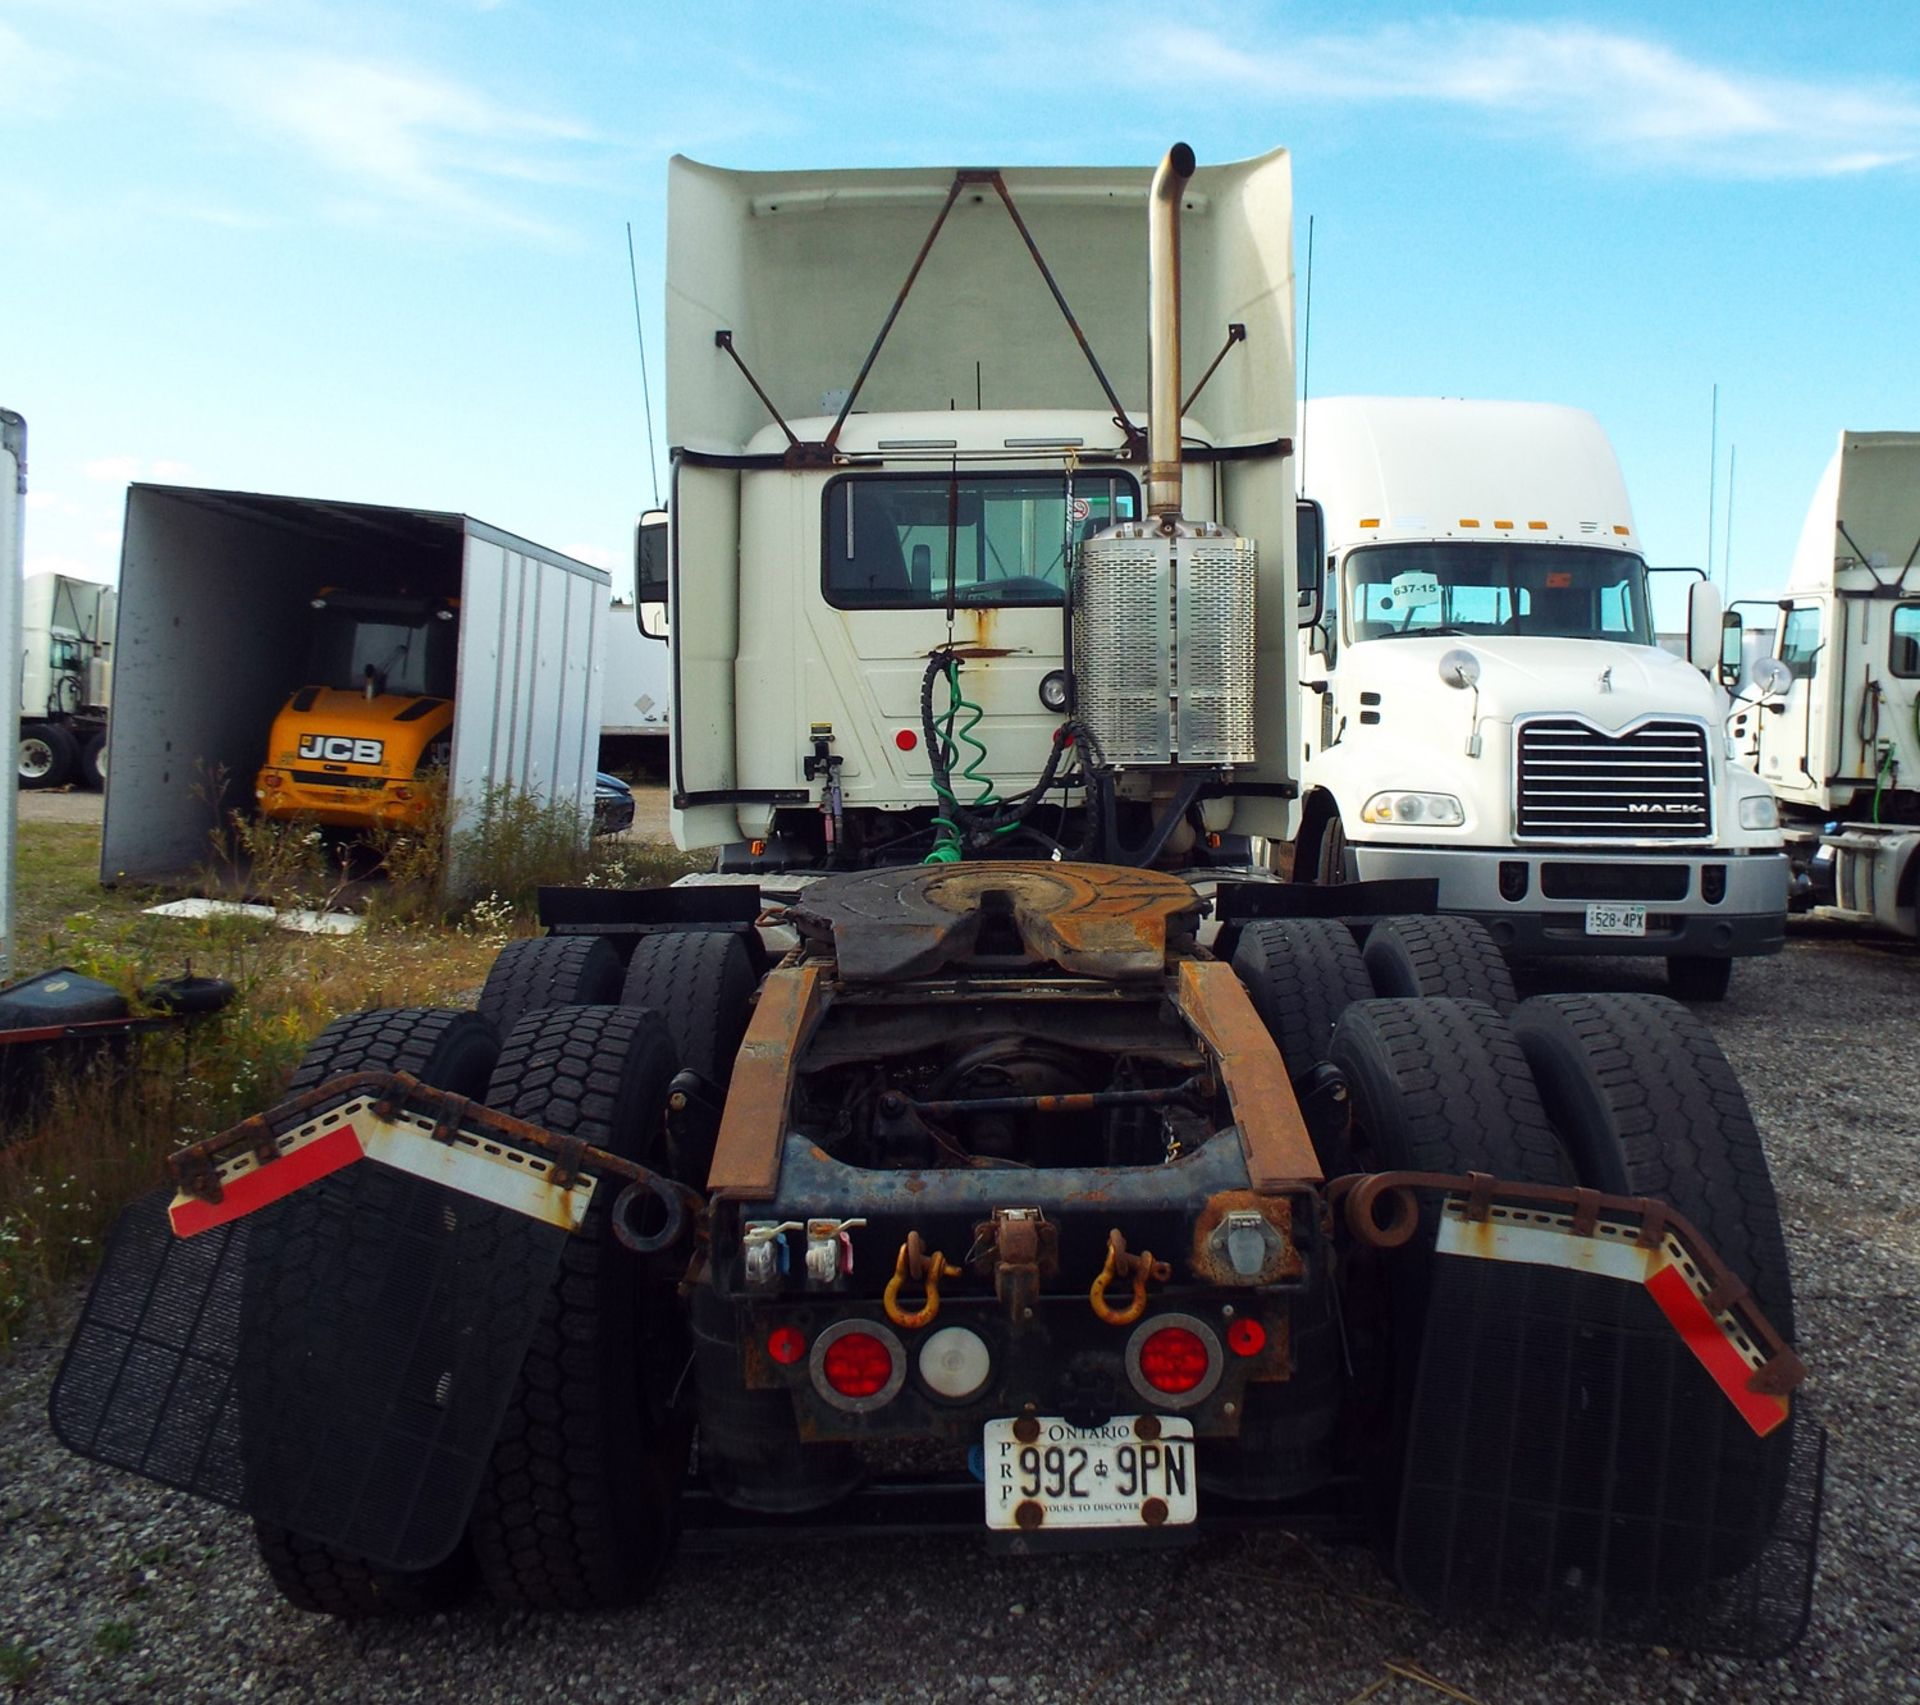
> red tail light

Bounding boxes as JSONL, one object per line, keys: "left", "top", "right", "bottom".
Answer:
{"left": 1226, "top": 1317, "right": 1267, "bottom": 1357}
{"left": 810, "top": 1320, "right": 906, "bottom": 1412}
{"left": 1138, "top": 1327, "right": 1209, "bottom": 1393}
{"left": 766, "top": 1325, "right": 807, "bottom": 1365}
{"left": 823, "top": 1332, "right": 891, "bottom": 1396}
{"left": 1124, "top": 1312, "right": 1224, "bottom": 1409}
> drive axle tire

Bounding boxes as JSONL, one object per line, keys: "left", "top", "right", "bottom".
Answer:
{"left": 80, "top": 730, "right": 107, "bottom": 791}
{"left": 1667, "top": 953, "right": 1735, "bottom": 1003}
{"left": 1511, "top": 992, "right": 1795, "bottom": 1581}
{"left": 619, "top": 929, "right": 757, "bottom": 1087}
{"left": 1510, "top": 992, "right": 1791, "bottom": 1335}
{"left": 1231, "top": 917, "right": 1373, "bottom": 1083}
{"left": 250, "top": 1006, "right": 501, "bottom": 1618}
{"left": 477, "top": 935, "right": 623, "bottom": 1036}
{"left": 1329, "top": 998, "right": 1564, "bottom": 1542}
{"left": 1331, "top": 997, "right": 1564, "bottom": 1243}
{"left": 19, "top": 723, "right": 77, "bottom": 789}
{"left": 1362, "top": 915, "right": 1517, "bottom": 1008}
{"left": 468, "top": 1004, "right": 689, "bottom": 1611}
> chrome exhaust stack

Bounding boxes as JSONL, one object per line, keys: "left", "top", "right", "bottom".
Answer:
{"left": 1071, "top": 144, "right": 1259, "bottom": 773}
{"left": 1146, "top": 143, "right": 1196, "bottom": 522}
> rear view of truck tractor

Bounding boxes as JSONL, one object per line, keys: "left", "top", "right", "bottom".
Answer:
{"left": 50, "top": 145, "right": 1821, "bottom": 1656}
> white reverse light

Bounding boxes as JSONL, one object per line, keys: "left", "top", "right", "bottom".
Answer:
{"left": 1361, "top": 791, "right": 1465, "bottom": 826}
{"left": 917, "top": 1326, "right": 992, "bottom": 1399}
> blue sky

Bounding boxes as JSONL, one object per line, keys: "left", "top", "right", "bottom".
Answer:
{"left": 6, "top": 1, "right": 1918, "bottom": 608}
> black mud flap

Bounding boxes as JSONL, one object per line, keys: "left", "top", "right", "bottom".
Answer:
{"left": 51, "top": 1163, "right": 567, "bottom": 1572}
{"left": 1393, "top": 1250, "right": 1824, "bottom": 1658}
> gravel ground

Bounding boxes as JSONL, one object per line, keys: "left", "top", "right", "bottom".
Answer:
{"left": 3, "top": 929, "right": 1916, "bottom": 1703}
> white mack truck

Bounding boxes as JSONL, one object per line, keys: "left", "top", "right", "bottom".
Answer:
{"left": 1294, "top": 397, "right": 1787, "bottom": 1001}
{"left": 49, "top": 146, "right": 1819, "bottom": 1657}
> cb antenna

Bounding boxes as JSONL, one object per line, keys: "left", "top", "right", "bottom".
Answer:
{"left": 626, "top": 221, "right": 662, "bottom": 511}
{"left": 1298, "top": 214, "right": 1315, "bottom": 492}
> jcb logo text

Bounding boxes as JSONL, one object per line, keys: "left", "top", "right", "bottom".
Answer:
{"left": 298, "top": 734, "right": 384, "bottom": 765}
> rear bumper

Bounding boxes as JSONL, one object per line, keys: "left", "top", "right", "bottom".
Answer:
{"left": 257, "top": 772, "right": 433, "bottom": 830}
{"left": 1347, "top": 842, "right": 1789, "bottom": 959}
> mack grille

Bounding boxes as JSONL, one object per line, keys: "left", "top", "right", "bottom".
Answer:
{"left": 1516, "top": 719, "right": 1711, "bottom": 840}
{"left": 50, "top": 1163, "right": 566, "bottom": 1572}
{"left": 1395, "top": 1248, "right": 1822, "bottom": 1657}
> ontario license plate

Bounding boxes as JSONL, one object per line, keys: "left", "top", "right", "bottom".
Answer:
{"left": 982, "top": 1416, "right": 1197, "bottom": 1531}
{"left": 1585, "top": 902, "right": 1647, "bottom": 937}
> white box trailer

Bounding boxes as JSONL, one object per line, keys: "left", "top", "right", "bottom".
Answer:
{"left": 599, "top": 600, "right": 670, "bottom": 768}
{"left": 102, "top": 485, "right": 609, "bottom": 887}
{"left": 0, "top": 410, "right": 24, "bottom": 975}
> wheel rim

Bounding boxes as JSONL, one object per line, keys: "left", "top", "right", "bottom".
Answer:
{"left": 20, "top": 738, "right": 53, "bottom": 780}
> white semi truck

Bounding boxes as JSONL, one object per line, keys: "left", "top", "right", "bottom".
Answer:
{"left": 646, "top": 147, "right": 1300, "bottom": 867}
{"left": 19, "top": 571, "right": 116, "bottom": 790}
{"left": 1294, "top": 397, "right": 1787, "bottom": 1000}
{"left": 1731, "top": 430, "right": 1920, "bottom": 935}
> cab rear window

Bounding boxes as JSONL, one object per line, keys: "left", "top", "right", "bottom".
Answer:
{"left": 823, "top": 473, "right": 1137, "bottom": 609}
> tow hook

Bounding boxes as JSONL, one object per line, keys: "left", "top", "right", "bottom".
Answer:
{"left": 884, "top": 1230, "right": 961, "bottom": 1329}
{"left": 969, "top": 1207, "right": 1058, "bottom": 1322}
{"left": 1090, "top": 1229, "right": 1171, "bottom": 1327}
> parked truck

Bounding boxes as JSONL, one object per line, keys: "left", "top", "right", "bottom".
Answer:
{"left": 1294, "top": 397, "right": 1788, "bottom": 1001}
{"left": 18, "top": 571, "right": 116, "bottom": 791}
{"left": 1729, "top": 430, "right": 1920, "bottom": 935}
{"left": 52, "top": 147, "right": 1819, "bottom": 1656}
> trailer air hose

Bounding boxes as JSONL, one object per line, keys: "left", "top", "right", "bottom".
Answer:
{"left": 919, "top": 650, "right": 1077, "bottom": 862}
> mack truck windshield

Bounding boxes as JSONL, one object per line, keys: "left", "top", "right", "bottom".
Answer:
{"left": 254, "top": 589, "right": 456, "bottom": 829}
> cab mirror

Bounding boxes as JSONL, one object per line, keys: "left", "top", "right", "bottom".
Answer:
{"left": 1718, "top": 609, "right": 1744, "bottom": 688}
{"left": 635, "top": 509, "right": 668, "bottom": 643}
{"left": 1686, "top": 579, "right": 1723, "bottom": 673}
{"left": 1295, "top": 498, "right": 1326, "bottom": 629}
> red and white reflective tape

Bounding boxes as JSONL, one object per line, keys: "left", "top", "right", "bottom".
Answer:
{"left": 1434, "top": 1202, "right": 1791, "bottom": 1438}
{"left": 169, "top": 1098, "right": 597, "bottom": 1238}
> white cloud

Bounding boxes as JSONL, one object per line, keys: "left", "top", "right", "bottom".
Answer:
{"left": 150, "top": 459, "right": 194, "bottom": 480}
{"left": 1138, "top": 18, "right": 1920, "bottom": 178}
{"left": 199, "top": 48, "right": 594, "bottom": 235}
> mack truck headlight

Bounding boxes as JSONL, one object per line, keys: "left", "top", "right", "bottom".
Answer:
{"left": 1738, "top": 794, "right": 1780, "bottom": 830}
{"left": 1361, "top": 791, "right": 1464, "bottom": 826}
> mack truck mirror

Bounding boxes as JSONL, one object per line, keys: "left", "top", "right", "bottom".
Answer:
{"left": 1718, "top": 609, "right": 1745, "bottom": 688}
{"left": 1686, "top": 579, "right": 1723, "bottom": 673}
{"left": 635, "top": 509, "right": 669, "bottom": 642}
{"left": 1296, "top": 498, "right": 1326, "bottom": 629}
